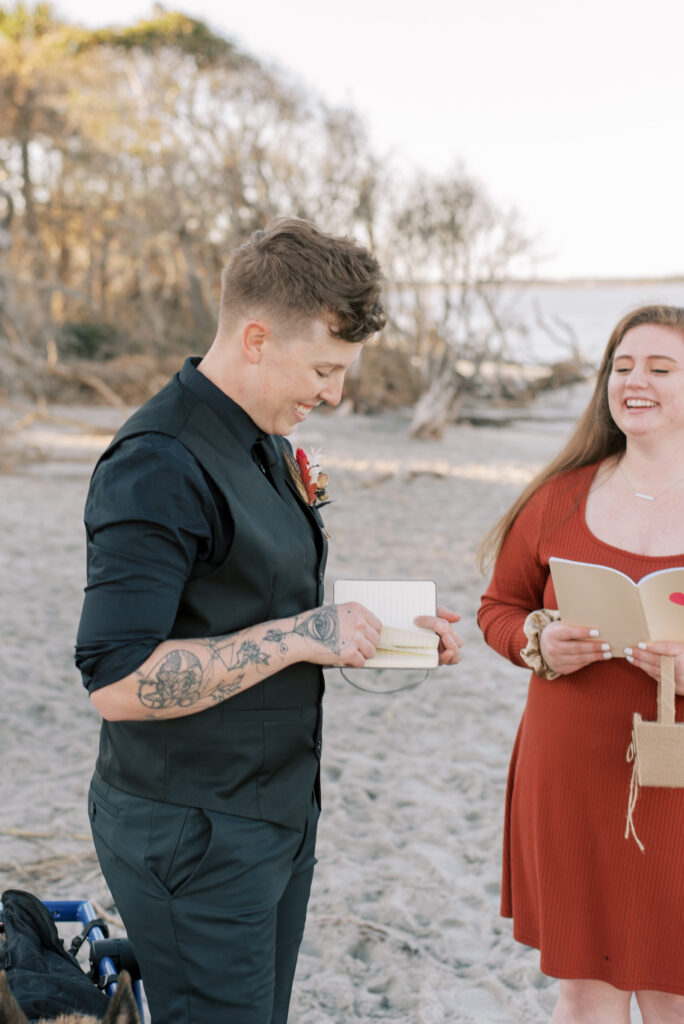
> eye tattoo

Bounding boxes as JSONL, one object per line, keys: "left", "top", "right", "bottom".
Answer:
{"left": 294, "top": 607, "right": 342, "bottom": 652}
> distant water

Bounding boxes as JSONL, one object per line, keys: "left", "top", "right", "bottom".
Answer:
{"left": 509, "top": 280, "right": 684, "bottom": 363}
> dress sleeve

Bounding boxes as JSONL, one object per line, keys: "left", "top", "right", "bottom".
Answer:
{"left": 75, "top": 435, "right": 229, "bottom": 693}
{"left": 477, "top": 484, "right": 553, "bottom": 667}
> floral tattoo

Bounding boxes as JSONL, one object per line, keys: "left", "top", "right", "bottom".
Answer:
{"left": 138, "top": 649, "right": 203, "bottom": 709}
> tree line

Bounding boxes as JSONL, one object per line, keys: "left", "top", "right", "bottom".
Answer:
{"left": 0, "top": 4, "right": 585, "bottom": 435}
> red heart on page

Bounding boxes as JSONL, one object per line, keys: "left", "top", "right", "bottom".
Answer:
{"left": 669, "top": 592, "right": 684, "bottom": 606}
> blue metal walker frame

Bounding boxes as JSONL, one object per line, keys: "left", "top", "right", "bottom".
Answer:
{"left": 42, "top": 900, "right": 145, "bottom": 1020}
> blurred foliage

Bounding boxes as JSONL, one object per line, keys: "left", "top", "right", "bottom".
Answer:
{"left": 82, "top": 10, "right": 251, "bottom": 68}
{"left": 55, "top": 320, "right": 124, "bottom": 359}
{"left": 0, "top": 3, "right": 540, "bottom": 426}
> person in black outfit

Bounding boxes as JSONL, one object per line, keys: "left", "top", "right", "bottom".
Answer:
{"left": 76, "top": 218, "right": 462, "bottom": 1024}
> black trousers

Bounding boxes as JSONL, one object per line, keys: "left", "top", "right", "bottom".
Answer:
{"left": 88, "top": 771, "right": 319, "bottom": 1024}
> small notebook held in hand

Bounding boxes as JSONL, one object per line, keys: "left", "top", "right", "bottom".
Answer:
{"left": 333, "top": 579, "right": 439, "bottom": 668}
{"left": 549, "top": 557, "right": 684, "bottom": 655}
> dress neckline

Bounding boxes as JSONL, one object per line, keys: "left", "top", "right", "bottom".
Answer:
{"left": 578, "top": 461, "right": 684, "bottom": 563}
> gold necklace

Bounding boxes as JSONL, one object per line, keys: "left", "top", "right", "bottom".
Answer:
{"left": 618, "top": 460, "right": 684, "bottom": 502}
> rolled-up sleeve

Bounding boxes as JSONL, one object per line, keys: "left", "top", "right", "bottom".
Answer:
{"left": 75, "top": 435, "right": 227, "bottom": 693}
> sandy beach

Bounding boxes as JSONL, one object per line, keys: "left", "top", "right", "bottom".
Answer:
{"left": 0, "top": 385, "right": 642, "bottom": 1023}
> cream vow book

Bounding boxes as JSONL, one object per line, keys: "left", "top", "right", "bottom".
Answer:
{"left": 332, "top": 579, "right": 439, "bottom": 668}
{"left": 549, "top": 557, "right": 684, "bottom": 655}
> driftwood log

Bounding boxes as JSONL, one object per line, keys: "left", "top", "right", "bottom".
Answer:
{"left": 409, "top": 356, "right": 592, "bottom": 439}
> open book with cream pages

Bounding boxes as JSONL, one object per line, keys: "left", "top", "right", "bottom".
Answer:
{"left": 332, "top": 579, "right": 439, "bottom": 668}
{"left": 549, "top": 557, "right": 684, "bottom": 655}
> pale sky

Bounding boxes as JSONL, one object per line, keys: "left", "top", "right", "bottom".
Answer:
{"left": 53, "top": 0, "right": 684, "bottom": 280}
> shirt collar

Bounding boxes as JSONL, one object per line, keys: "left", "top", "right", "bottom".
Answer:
{"left": 179, "top": 356, "right": 261, "bottom": 451}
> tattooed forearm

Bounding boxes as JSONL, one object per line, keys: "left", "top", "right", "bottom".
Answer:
{"left": 136, "top": 639, "right": 240, "bottom": 711}
{"left": 131, "top": 607, "right": 339, "bottom": 717}
{"left": 136, "top": 632, "right": 276, "bottom": 713}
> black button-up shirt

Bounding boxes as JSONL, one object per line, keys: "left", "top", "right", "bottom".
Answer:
{"left": 75, "top": 358, "right": 262, "bottom": 693}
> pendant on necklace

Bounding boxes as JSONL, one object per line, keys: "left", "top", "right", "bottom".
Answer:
{"left": 618, "top": 460, "right": 684, "bottom": 502}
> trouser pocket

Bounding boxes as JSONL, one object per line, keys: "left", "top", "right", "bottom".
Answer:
{"left": 145, "top": 802, "right": 212, "bottom": 897}
{"left": 89, "top": 773, "right": 213, "bottom": 900}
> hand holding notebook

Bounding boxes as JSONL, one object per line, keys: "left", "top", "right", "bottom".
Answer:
{"left": 332, "top": 579, "right": 440, "bottom": 668}
{"left": 549, "top": 557, "right": 684, "bottom": 655}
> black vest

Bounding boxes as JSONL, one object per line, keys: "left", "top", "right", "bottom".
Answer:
{"left": 94, "top": 373, "right": 327, "bottom": 829}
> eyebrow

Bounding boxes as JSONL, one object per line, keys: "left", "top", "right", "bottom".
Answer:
{"left": 613, "top": 353, "right": 679, "bottom": 362}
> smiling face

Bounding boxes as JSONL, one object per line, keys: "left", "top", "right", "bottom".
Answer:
{"left": 251, "top": 313, "right": 364, "bottom": 435}
{"left": 607, "top": 322, "right": 684, "bottom": 442}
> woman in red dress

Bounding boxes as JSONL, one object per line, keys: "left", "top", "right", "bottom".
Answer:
{"left": 478, "top": 305, "right": 684, "bottom": 1023}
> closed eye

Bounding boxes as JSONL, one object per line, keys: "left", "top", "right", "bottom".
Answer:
{"left": 612, "top": 363, "right": 672, "bottom": 374}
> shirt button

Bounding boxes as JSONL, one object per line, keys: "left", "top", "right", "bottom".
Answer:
{"left": 316, "top": 739, "right": 322, "bottom": 756}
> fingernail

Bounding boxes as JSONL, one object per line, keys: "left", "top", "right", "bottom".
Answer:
{"left": 638, "top": 642, "right": 647, "bottom": 650}
{"left": 589, "top": 629, "right": 600, "bottom": 637}
{"left": 601, "top": 643, "right": 611, "bottom": 651}
{"left": 603, "top": 651, "right": 612, "bottom": 659}
{"left": 624, "top": 647, "right": 633, "bottom": 656}
{"left": 626, "top": 655, "right": 634, "bottom": 663}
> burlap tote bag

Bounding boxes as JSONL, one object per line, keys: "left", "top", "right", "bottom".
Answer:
{"left": 626, "top": 654, "right": 684, "bottom": 850}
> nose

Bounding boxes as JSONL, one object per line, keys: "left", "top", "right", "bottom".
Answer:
{"left": 625, "top": 364, "right": 649, "bottom": 387}
{"left": 319, "top": 373, "right": 345, "bottom": 407}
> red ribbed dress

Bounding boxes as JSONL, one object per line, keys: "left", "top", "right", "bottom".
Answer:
{"left": 478, "top": 463, "right": 684, "bottom": 994}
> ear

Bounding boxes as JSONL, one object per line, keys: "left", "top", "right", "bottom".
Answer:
{"left": 0, "top": 970, "right": 29, "bottom": 1024}
{"left": 241, "top": 319, "right": 271, "bottom": 365}
{"left": 102, "top": 971, "right": 140, "bottom": 1024}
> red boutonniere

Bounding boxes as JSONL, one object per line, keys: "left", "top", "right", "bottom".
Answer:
{"left": 289, "top": 447, "right": 331, "bottom": 509}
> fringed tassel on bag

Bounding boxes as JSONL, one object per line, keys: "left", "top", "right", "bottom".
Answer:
{"left": 625, "top": 736, "right": 645, "bottom": 852}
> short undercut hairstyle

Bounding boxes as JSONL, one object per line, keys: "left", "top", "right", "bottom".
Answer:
{"left": 219, "top": 218, "right": 386, "bottom": 342}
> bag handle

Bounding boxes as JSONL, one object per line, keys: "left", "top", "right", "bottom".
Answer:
{"left": 658, "top": 654, "right": 676, "bottom": 724}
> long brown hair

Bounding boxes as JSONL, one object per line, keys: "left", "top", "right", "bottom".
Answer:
{"left": 477, "top": 304, "right": 684, "bottom": 571}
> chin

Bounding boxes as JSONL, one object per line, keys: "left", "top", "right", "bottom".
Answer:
{"left": 274, "top": 417, "right": 296, "bottom": 436}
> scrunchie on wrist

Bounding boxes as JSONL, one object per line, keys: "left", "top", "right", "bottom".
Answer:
{"left": 520, "top": 608, "right": 562, "bottom": 680}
